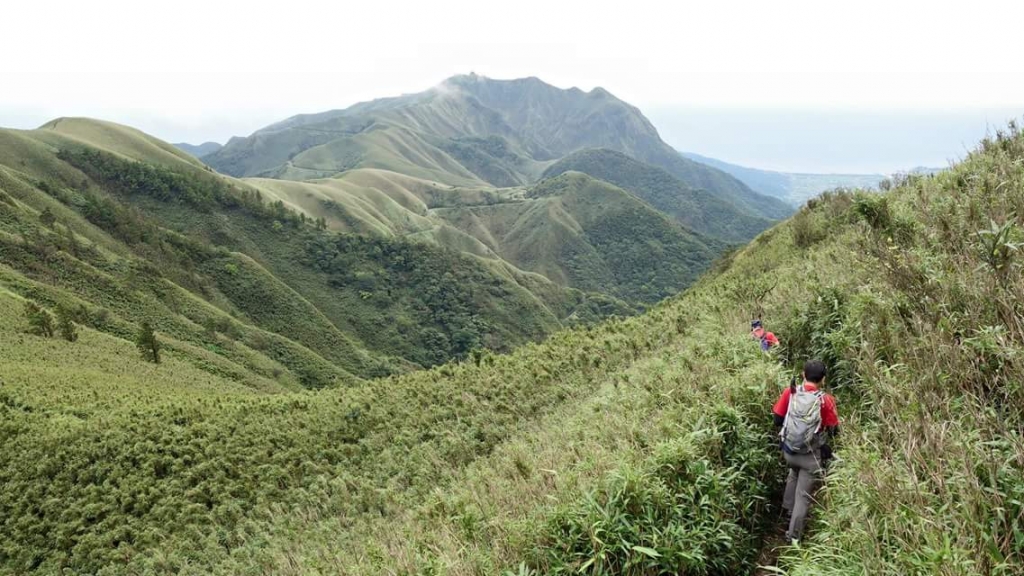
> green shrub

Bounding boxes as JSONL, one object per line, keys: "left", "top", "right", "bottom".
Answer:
{"left": 791, "top": 207, "right": 827, "bottom": 248}
{"left": 24, "top": 301, "right": 54, "bottom": 337}
{"left": 55, "top": 305, "right": 78, "bottom": 342}
{"left": 136, "top": 321, "right": 160, "bottom": 363}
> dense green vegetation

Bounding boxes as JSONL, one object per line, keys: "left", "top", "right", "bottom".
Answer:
{"left": 543, "top": 148, "right": 775, "bottom": 243}
{"left": 4, "top": 112, "right": 1021, "bottom": 575}
{"left": 529, "top": 173, "right": 720, "bottom": 302}
{"left": 303, "top": 232, "right": 554, "bottom": 365}
{"left": 772, "top": 125, "right": 1024, "bottom": 575}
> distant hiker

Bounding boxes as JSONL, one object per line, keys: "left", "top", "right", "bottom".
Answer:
{"left": 773, "top": 359, "right": 840, "bottom": 544}
{"left": 751, "top": 320, "right": 779, "bottom": 351}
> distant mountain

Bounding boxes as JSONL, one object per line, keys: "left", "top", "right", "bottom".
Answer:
{"left": 174, "top": 141, "right": 223, "bottom": 158}
{"left": 680, "top": 151, "right": 887, "bottom": 205}
{"left": 543, "top": 149, "right": 773, "bottom": 243}
{"left": 206, "top": 74, "right": 792, "bottom": 221}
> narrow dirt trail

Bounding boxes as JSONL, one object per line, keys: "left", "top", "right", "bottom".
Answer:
{"left": 754, "top": 526, "right": 788, "bottom": 574}
{"left": 752, "top": 476, "right": 790, "bottom": 575}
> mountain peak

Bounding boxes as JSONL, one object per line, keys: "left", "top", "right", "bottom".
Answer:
{"left": 204, "top": 75, "right": 792, "bottom": 221}
{"left": 443, "top": 73, "right": 550, "bottom": 88}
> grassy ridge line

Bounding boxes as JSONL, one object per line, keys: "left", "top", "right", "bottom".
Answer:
{"left": 0, "top": 135, "right": 380, "bottom": 383}
{"left": 5, "top": 136, "right": 580, "bottom": 377}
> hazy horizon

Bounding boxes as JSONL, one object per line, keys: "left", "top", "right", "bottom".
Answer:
{"left": 6, "top": 100, "right": 1018, "bottom": 175}
{"left": 648, "top": 106, "right": 1024, "bottom": 174}
{"left": 3, "top": 0, "right": 1023, "bottom": 174}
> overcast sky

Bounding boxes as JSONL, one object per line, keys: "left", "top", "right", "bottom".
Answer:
{"left": 2, "top": 0, "right": 1023, "bottom": 172}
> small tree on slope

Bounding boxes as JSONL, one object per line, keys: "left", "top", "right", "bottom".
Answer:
{"left": 24, "top": 301, "right": 55, "bottom": 337}
{"left": 56, "top": 306, "right": 79, "bottom": 342}
{"left": 136, "top": 321, "right": 161, "bottom": 363}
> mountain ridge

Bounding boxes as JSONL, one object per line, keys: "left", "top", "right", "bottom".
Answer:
{"left": 174, "top": 141, "right": 223, "bottom": 158}
{"left": 543, "top": 148, "right": 775, "bottom": 243}
{"left": 0, "top": 116, "right": 724, "bottom": 384}
{"left": 205, "top": 75, "right": 793, "bottom": 221}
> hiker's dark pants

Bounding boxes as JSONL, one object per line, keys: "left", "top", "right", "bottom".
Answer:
{"left": 782, "top": 449, "right": 823, "bottom": 541}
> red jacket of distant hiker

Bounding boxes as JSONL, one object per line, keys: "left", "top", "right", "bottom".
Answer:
{"left": 772, "top": 383, "right": 840, "bottom": 428}
{"left": 753, "top": 327, "right": 779, "bottom": 350}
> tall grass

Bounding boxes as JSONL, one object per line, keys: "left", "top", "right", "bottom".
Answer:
{"left": 776, "top": 123, "right": 1024, "bottom": 575}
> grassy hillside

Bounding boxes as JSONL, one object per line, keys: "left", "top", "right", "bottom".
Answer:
{"left": 205, "top": 74, "right": 792, "bottom": 222}
{"left": 0, "top": 121, "right": 629, "bottom": 382}
{"left": 245, "top": 122, "right": 1024, "bottom": 575}
{"left": 434, "top": 172, "right": 722, "bottom": 302}
{"left": 47, "top": 120, "right": 688, "bottom": 312}
{"left": 36, "top": 118, "right": 205, "bottom": 169}
{"left": 682, "top": 151, "right": 888, "bottom": 205}
{"left": 544, "top": 148, "right": 775, "bottom": 243}
{"left": 246, "top": 167, "right": 723, "bottom": 304}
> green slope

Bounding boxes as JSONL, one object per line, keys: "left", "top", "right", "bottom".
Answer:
{"left": 0, "top": 120, "right": 606, "bottom": 381}
{"left": 2, "top": 125, "right": 1024, "bottom": 575}
{"left": 246, "top": 167, "right": 721, "bottom": 305}
{"left": 205, "top": 74, "right": 792, "bottom": 221}
{"left": 544, "top": 148, "right": 776, "bottom": 242}
{"left": 434, "top": 172, "right": 722, "bottom": 302}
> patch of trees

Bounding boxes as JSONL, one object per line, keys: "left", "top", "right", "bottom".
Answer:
{"left": 57, "top": 147, "right": 305, "bottom": 228}
{"left": 303, "top": 233, "right": 501, "bottom": 365}
{"left": 24, "top": 301, "right": 79, "bottom": 342}
{"left": 583, "top": 207, "right": 713, "bottom": 303}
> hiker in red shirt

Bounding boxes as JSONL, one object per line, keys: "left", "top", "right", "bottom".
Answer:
{"left": 772, "top": 359, "right": 840, "bottom": 544}
{"left": 751, "top": 320, "right": 780, "bottom": 351}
